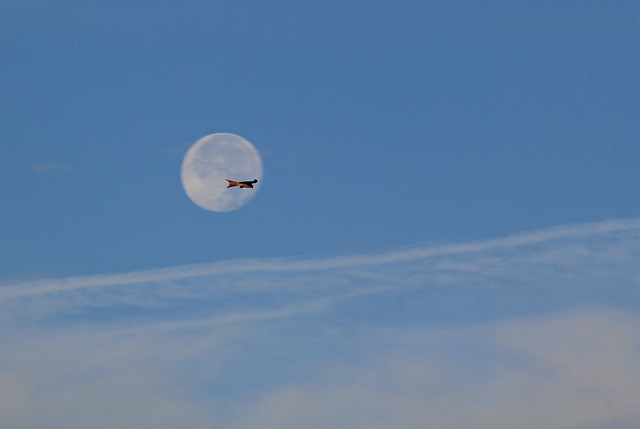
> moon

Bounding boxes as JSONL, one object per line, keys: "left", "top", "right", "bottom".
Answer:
{"left": 181, "top": 133, "right": 263, "bottom": 212}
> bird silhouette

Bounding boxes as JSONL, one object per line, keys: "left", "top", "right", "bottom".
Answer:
{"left": 226, "top": 179, "right": 258, "bottom": 189}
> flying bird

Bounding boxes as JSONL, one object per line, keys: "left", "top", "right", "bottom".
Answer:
{"left": 226, "top": 179, "right": 258, "bottom": 189}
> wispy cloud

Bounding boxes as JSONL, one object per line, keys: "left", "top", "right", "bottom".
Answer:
{"left": 234, "top": 309, "right": 640, "bottom": 429}
{"left": 1, "top": 219, "right": 638, "bottom": 429}
{"left": 2, "top": 217, "right": 637, "bottom": 301}
{"left": 32, "top": 163, "right": 72, "bottom": 173}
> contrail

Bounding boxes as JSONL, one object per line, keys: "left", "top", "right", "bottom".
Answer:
{"left": 1, "top": 218, "right": 637, "bottom": 302}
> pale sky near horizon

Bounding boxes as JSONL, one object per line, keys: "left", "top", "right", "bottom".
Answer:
{"left": 1, "top": 2, "right": 639, "bottom": 428}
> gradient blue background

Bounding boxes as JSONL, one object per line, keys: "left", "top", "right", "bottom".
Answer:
{"left": 1, "top": 2, "right": 638, "bottom": 428}
{"left": 2, "top": 1, "right": 637, "bottom": 280}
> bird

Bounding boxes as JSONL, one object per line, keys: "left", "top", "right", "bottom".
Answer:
{"left": 226, "top": 179, "right": 258, "bottom": 189}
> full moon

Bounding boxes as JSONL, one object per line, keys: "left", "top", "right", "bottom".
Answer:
{"left": 181, "top": 133, "right": 263, "bottom": 212}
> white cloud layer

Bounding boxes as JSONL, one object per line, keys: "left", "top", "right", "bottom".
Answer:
{"left": 236, "top": 309, "right": 640, "bottom": 429}
{"left": 0, "top": 219, "right": 638, "bottom": 428}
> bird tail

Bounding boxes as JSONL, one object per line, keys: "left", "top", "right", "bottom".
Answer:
{"left": 226, "top": 179, "right": 237, "bottom": 188}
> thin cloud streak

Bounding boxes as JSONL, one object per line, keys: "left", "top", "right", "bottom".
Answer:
{"left": 32, "top": 163, "right": 72, "bottom": 173}
{"left": 111, "top": 286, "right": 393, "bottom": 335}
{"left": 2, "top": 217, "right": 637, "bottom": 301}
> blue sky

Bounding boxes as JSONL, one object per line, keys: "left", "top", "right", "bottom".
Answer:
{"left": 1, "top": 2, "right": 638, "bottom": 428}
